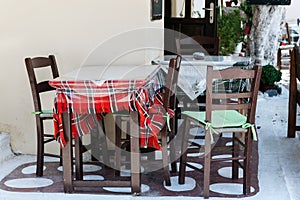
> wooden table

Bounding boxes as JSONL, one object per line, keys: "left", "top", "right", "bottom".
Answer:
{"left": 153, "top": 55, "right": 251, "bottom": 100}
{"left": 49, "top": 65, "right": 165, "bottom": 194}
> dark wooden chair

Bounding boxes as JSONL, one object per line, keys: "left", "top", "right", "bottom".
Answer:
{"left": 114, "top": 55, "right": 182, "bottom": 186}
{"left": 25, "top": 55, "right": 62, "bottom": 176}
{"left": 277, "top": 22, "right": 293, "bottom": 70}
{"left": 161, "top": 55, "right": 182, "bottom": 186}
{"left": 176, "top": 35, "right": 220, "bottom": 55}
{"left": 175, "top": 35, "right": 220, "bottom": 115}
{"left": 288, "top": 45, "right": 300, "bottom": 137}
{"left": 178, "top": 65, "right": 262, "bottom": 198}
{"left": 25, "top": 55, "right": 100, "bottom": 178}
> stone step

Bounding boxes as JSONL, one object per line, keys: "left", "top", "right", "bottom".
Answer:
{"left": 0, "top": 132, "right": 14, "bottom": 163}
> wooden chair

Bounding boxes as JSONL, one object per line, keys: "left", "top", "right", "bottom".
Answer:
{"left": 277, "top": 22, "right": 294, "bottom": 70}
{"left": 25, "top": 55, "right": 101, "bottom": 178}
{"left": 288, "top": 45, "right": 300, "bottom": 138}
{"left": 175, "top": 35, "right": 220, "bottom": 114}
{"left": 114, "top": 55, "right": 182, "bottom": 186}
{"left": 25, "top": 55, "right": 62, "bottom": 176}
{"left": 285, "top": 22, "right": 292, "bottom": 45}
{"left": 178, "top": 65, "right": 262, "bottom": 198}
{"left": 176, "top": 36, "right": 220, "bottom": 55}
{"left": 161, "top": 55, "right": 182, "bottom": 186}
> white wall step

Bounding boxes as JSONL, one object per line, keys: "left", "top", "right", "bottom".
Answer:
{"left": 0, "top": 132, "right": 14, "bottom": 163}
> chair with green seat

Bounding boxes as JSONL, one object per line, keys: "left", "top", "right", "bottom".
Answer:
{"left": 25, "top": 55, "right": 104, "bottom": 177}
{"left": 25, "top": 55, "right": 62, "bottom": 176}
{"left": 178, "top": 65, "right": 262, "bottom": 198}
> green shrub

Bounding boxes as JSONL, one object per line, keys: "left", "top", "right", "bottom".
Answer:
{"left": 260, "top": 64, "right": 282, "bottom": 87}
{"left": 218, "top": 9, "right": 246, "bottom": 55}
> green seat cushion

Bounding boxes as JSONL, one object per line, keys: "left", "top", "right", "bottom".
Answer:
{"left": 182, "top": 110, "right": 247, "bottom": 128}
{"left": 182, "top": 110, "right": 257, "bottom": 141}
{"left": 32, "top": 109, "right": 53, "bottom": 115}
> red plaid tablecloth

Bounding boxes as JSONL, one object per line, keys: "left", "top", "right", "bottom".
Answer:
{"left": 49, "top": 70, "right": 167, "bottom": 150}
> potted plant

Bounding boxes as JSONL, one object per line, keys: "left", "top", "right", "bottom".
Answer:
{"left": 218, "top": 7, "right": 247, "bottom": 55}
{"left": 259, "top": 64, "right": 282, "bottom": 95}
{"left": 218, "top": 1, "right": 253, "bottom": 56}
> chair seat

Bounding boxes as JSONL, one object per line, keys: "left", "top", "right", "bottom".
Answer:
{"left": 37, "top": 110, "right": 53, "bottom": 118}
{"left": 182, "top": 110, "right": 247, "bottom": 128}
{"left": 182, "top": 109, "right": 257, "bottom": 141}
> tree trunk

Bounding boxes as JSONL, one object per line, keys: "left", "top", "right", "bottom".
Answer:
{"left": 249, "top": 5, "right": 286, "bottom": 66}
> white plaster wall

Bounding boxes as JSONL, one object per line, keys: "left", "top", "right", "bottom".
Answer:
{"left": 285, "top": 0, "right": 300, "bottom": 21}
{"left": 0, "top": 0, "right": 163, "bottom": 154}
{"left": 0, "top": 133, "right": 14, "bottom": 163}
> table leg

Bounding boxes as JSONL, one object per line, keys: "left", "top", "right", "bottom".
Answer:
{"left": 130, "top": 111, "right": 141, "bottom": 195}
{"left": 62, "top": 112, "right": 74, "bottom": 193}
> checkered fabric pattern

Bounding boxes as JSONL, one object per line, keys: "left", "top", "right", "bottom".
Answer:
{"left": 49, "top": 71, "right": 168, "bottom": 150}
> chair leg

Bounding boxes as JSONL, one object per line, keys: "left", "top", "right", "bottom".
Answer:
{"left": 178, "top": 117, "right": 190, "bottom": 184}
{"left": 91, "top": 127, "right": 100, "bottom": 161}
{"left": 169, "top": 115, "right": 177, "bottom": 173}
{"left": 288, "top": 81, "right": 297, "bottom": 138}
{"left": 243, "top": 130, "right": 253, "bottom": 194}
{"left": 169, "top": 141, "right": 177, "bottom": 173}
{"left": 161, "top": 127, "right": 171, "bottom": 186}
{"left": 36, "top": 143, "right": 44, "bottom": 176}
{"left": 59, "top": 148, "right": 63, "bottom": 166}
{"left": 232, "top": 132, "right": 239, "bottom": 179}
{"left": 203, "top": 129, "right": 212, "bottom": 199}
{"left": 98, "top": 119, "right": 109, "bottom": 165}
{"left": 36, "top": 118, "right": 44, "bottom": 177}
{"left": 115, "top": 116, "right": 122, "bottom": 176}
{"left": 74, "top": 137, "right": 83, "bottom": 180}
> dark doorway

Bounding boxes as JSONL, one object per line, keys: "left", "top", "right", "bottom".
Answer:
{"left": 164, "top": 0, "right": 218, "bottom": 54}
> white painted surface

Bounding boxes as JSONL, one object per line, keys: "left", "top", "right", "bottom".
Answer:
{"left": 4, "top": 178, "right": 53, "bottom": 188}
{"left": 218, "top": 167, "right": 243, "bottom": 179}
{"left": 164, "top": 176, "right": 196, "bottom": 192}
{"left": 103, "top": 184, "right": 150, "bottom": 193}
{"left": 0, "top": 133, "right": 14, "bottom": 163}
{"left": 21, "top": 165, "right": 46, "bottom": 175}
{"left": 285, "top": 1, "right": 300, "bottom": 21}
{"left": 210, "top": 183, "right": 255, "bottom": 195}
{"left": 0, "top": 0, "right": 163, "bottom": 155}
{"left": 83, "top": 175, "right": 104, "bottom": 181}
{"left": 57, "top": 164, "right": 102, "bottom": 172}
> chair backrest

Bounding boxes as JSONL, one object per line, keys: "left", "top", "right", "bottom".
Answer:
{"left": 163, "top": 55, "right": 182, "bottom": 112}
{"left": 25, "top": 55, "right": 59, "bottom": 113}
{"left": 291, "top": 45, "right": 300, "bottom": 81}
{"left": 285, "top": 22, "right": 291, "bottom": 45}
{"left": 288, "top": 45, "right": 300, "bottom": 137}
{"left": 289, "top": 45, "right": 300, "bottom": 105}
{"left": 205, "top": 65, "right": 262, "bottom": 124}
{"left": 176, "top": 36, "right": 220, "bottom": 55}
